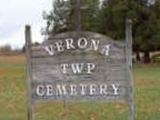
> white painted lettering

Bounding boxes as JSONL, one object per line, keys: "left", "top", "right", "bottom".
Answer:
{"left": 101, "top": 45, "right": 110, "bottom": 56}
{"left": 70, "top": 84, "right": 77, "bottom": 95}
{"left": 55, "top": 41, "right": 64, "bottom": 52}
{"left": 36, "top": 85, "right": 45, "bottom": 96}
{"left": 100, "top": 84, "right": 108, "bottom": 95}
{"left": 80, "top": 84, "right": 87, "bottom": 95}
{"left": 71, "top": 63, "right": 84, "bottom": 74}
{"left": 90, "top": 84, "right": 97, "bottom": 95}
{"left": 56, "top": 84, "right": 67, "bottom": 95}
{"left": 61, "top": 64, "right": 69, "bottom": 74}
{"left": 91, "top": 39, "right": 100, "bottom": 51}
{"left": 78, "top": 37, "right": 88, "bottom": 49}
{"left": 46, "top": 85, "right": 53, "bottom": 96}
{"left": 65, "top": 38, "right": 75, "bottom": 49}
{"left": 87, "top": 63, "right": 96, "bottom": 74}
{"left": 43, "top": 45, "right": 55, "bottom": 55}
{"left": 112, "top": 84, "right": 120, "bottom": 95}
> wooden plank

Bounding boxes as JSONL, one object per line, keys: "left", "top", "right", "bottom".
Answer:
{"left": 29, "top": 31, "right": 129, "bottom": 102}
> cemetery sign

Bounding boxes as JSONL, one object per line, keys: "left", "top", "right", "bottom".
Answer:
{"left": 25, "top": 20, "right": 134, "bottom": 120}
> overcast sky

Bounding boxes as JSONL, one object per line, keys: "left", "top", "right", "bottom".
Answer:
{"left": 0, "top": 0, "right": 52, "bottom": 49}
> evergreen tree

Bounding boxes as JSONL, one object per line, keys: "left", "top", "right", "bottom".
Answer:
{"left": 99, "top": 0, "right": 160, "bottom": 63}
{"left": 43, "top": 0, "right": 71, "bottom": 37}
{"left": 43, "top": 0, "right": 160, "bottom": 63}
{"left": 80, "top": 0, "right": 100, "bottom": 31}
{"left": 43, "top": 0, "right": 100, "bottom": 37}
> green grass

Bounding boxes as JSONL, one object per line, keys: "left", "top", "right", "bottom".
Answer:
{"left": 0, "top": 55, "right": 160, "bottom": 120}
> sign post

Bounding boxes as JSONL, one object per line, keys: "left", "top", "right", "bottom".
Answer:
{"left": 72, "top": 0, "right": 81, "bottom": 31}
{"left": 125, "top": 19, "right": 134, "bottom": 120}
{"left": 25, "top": 25, "right": 33, "bottom": 120}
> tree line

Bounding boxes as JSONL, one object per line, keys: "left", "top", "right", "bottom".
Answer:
{"left": 0, "top": 44, "right": 23, "bottom": 55}
{"left": 43, "top": 0, "right": 160, "bottom": 63}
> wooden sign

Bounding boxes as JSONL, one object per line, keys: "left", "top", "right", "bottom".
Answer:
{"left": 25, "top": 20, "right": 134, "bottom": 120}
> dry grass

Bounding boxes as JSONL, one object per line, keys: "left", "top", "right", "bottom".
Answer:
{"left": 0, "top": 54, "right": 25, "bottom": 64}
{"left": 0, "top": 55, "right": 160, "bottom": 120}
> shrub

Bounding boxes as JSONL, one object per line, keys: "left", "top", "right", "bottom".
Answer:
{"left": 152, "top": 54, "right": 160, "bottom": 63}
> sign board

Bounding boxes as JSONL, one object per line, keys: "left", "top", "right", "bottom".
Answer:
{"left": 25, "top": 20, "right": 134, "bottom": 120}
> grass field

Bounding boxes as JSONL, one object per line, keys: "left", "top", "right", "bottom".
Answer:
{"left": 0, "top": 55, "right": 160, "bottom": 120}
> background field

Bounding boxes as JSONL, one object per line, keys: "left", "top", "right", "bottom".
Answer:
{"left": 0, "top": 55, "right": 160, "bottom": 120}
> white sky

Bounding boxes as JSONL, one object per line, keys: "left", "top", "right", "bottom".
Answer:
{"left": 0, "top": 0, "right": 156, "bottom": 49}
{"left": 0, "top": 0, "right": 52, "bottom": 49}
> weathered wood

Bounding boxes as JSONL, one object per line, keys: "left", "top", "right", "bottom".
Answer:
{"left": 25, "top": 25, "right": 33, "bottom": 120}
{"left": 125, "top": 19, "right": 134, "bottom": 120}
{"left": 29, "top": 31, "right": 130, "bottom": 102}
{"left": 72, "top": 0, "right": 81, "bottom": 31}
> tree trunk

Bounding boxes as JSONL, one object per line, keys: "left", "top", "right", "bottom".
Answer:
{"left": 136, "top": 51, "right": 141, "bottom": 62}
{"left": 144, "top": 51, "right": 150, "bottom": 63}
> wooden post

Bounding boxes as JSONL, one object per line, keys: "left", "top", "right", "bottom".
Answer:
{"left": 25, "top": 25, "right": 33, "bottom": 120}
{"left": 125, "top": 19, "right": 134, "bottom": 120}
{"left": 72, "top": 0, "right": 81, "bottom": 31}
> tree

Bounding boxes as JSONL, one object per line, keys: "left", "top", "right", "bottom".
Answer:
{"left": 0, "top": 44, "right": 12, "bottom": 53}
{"left": 80, "top": 0, "right": 100, "bottom": 31}
{"left": 43, "top": 0, "right": 100, "bottom": 36}
{"left": 133, "top": 0, "right": 160, "bottom": 62}
{"left": 43, "top": 0, "right": 71, "bottom": 37}
{"left": 43, "top": 0, "right": 160, "bottom": 63}
{"left": 99, "top": 0, "right": 160, "bottom": 63}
